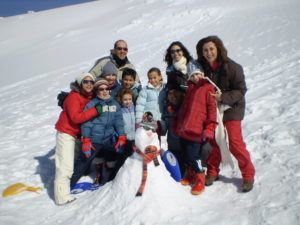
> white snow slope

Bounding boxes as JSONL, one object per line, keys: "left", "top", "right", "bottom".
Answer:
{"left": 0, "top": 0, "right": 300, "bottom": 225}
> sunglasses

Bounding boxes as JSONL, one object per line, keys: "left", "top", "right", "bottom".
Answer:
{"left": 97, "top": 87, "right": 110, "bottom": 91}
{"left": 142, "top": 126, "right": 156, "bottom": 133}
{"left": 82, "top": 80, "right": 95, "bottom": 84}
{"left": 115, "top": 47, "right": 128, "bottom": 51}
{"left": 170, "top": 48, "right": 182, "bottom": 54}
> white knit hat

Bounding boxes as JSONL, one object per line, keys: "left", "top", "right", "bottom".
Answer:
{"left": 76, "top": 72, "right": 95, "bottom": 85}
{"left": 188, "top": 69, "right": 204, "bottom": 80}
{"left": 94, "top": 79, "right": 109, "bottom": 88}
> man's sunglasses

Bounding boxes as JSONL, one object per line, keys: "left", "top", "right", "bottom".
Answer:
{"left": 82, "top": 80, "right": 95, "bottom": 84}
{"left": 115, "top": 47, "right": 128, "bottom": 51}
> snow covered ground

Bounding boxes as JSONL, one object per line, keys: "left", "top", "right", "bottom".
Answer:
{"left": 0, "top": 0, "right": 300, "bottom": 224}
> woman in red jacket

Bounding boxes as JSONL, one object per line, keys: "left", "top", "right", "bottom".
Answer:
{"left": 173, "top": 69, "right": 217, "bottom": 195}
{"left": 54, "top": 72, "right": 101, "bottom": 205}
{"left": 196, "top": 36, "right": 255, "bottom": 192}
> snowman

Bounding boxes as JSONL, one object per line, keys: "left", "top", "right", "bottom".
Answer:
{"left": 132, "top": 112, "right": 161, "bottom": 196}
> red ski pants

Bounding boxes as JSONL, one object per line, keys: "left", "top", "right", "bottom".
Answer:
{"left": 207, "top": 120, "right": 255, "bottom": 181}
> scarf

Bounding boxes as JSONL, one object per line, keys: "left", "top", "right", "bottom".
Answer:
{"left": 112, "top": 54, "right": 128, "bottom": 68}
{"left": 173, "top": 56, "right": 187, "bottom": 74}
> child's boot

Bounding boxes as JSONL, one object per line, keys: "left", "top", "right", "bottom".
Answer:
{"left": 181, "top": 167, "right": 195, "bottom": 186}
{"left": 191, "top": 170, "right": 205, "bottom": 195}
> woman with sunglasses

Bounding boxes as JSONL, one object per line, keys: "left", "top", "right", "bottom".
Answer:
{"left": 54, "top": 72, "right": 100, "bottom": 205}
{"left": 70, "top": 79, "right": 126, "bottom": 188}
{"left": 195, "top": 36, "right": 255, "bottom": 192}
{"left": 160, "top": 41, "right": 197, "bottom": 176}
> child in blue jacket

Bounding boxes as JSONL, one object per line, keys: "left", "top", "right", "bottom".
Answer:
{"left": 70, "top": 79, "right": 126, "bottom": 187}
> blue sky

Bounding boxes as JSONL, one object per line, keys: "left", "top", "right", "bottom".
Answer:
{"left": 0, "top": 0, "right": 95, "bottom": 17}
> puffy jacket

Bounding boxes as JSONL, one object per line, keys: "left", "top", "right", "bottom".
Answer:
{"left": 121, "top": 104, "right": 135, "bottom": 141}
{"left": 135, "top": 83, "right": 167, "bottom": 122}
{"left": 199, "top": 58, "right": 247, "bottom": 121}
{"left": 89, "top": 54, "right": 139, "bottom": 83}
{"left": 173, "top": 79, "right": 217, "bottom": 143}
{"left": 55, "top": 82, "right": 97, "bottom": 138}
{"left": 81, "top": 96, "right": 125, "bottom": 144}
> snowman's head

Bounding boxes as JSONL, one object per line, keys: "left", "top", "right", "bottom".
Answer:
{"left": 135, "top": 112, "right": 160, "bottom": 151}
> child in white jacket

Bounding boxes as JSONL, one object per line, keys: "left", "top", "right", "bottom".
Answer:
{"left": 135, "top": 67, "right": 167, "bottom": 123}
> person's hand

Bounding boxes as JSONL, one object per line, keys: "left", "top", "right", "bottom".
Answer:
{"left": 82, "top": 137, "right": 95, "bottom": 158}
{"left": 202, "top": 123, "right": 216, "bottom": 142}
{"left": 210, "top": 92, "right": 222, "bottom": 102}
{"left": 115, "top": 136, "right": 126, "bottom": 151}
{"left": 94, "top": 103, "right": 103, "bottom": 115}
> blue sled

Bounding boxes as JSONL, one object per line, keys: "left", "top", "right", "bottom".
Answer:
{"left": 161, "top": 149, "right": 182, "bottom": 182}
{"left": 71, "top": 182, "right": 102, "bottom": 194}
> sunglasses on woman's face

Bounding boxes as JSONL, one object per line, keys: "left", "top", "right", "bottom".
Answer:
{"left": 97, "top": 87, "right": 110, "bottom": 91}
{"left": 115, "top": 47, "right": 128, "bottom": 51}
{"left": 82, "top": 80, "right": 95, "bottom": 84}
{"left": 170, "top": 48, "right": 182, "bottom": 54}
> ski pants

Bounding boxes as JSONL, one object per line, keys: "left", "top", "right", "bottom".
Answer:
{"left": 70, "top": 142, "right": 115, "bottom": 187}
{"left": 54, "top": 131, "right": 81, "bottom": 205}
{"left": 207, "top": 120, "right": 255, "bottom": 181}
{"left": 180, "top": 138, "right": 203, "bottom": 173}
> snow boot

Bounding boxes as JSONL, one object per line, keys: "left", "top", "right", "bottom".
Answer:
{"left": 191, "top": 171, "right": 205, "bottom": 195}
{"left": 181, "top": 167, "right": 195, "bottom": 186}
{"left": 205, "top": 174, "right": 219, "bottom": 186}
{"left": 93, "top": 163, "right": 103, "bottom": 186}
{"left": 242, "top": 180, "right": 254, "bottom": 192}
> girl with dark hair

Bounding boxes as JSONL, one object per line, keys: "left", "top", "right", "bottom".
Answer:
{"left": 135, "top": 67, "right": 166, "bottom": 123}
{"left": 195, "top": 35, "right": 256, "bottom": 192}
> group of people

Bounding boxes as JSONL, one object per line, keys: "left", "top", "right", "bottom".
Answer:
{"left": 53, "top": 37, "right": 256, "bottom": 205}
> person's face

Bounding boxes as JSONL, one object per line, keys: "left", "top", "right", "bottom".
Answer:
{"left": 105, "top": 74, "right": 117, "bottom": 85}
{"left": 96, "top": 84, "right": 110, "bottom": 99}
{"left": 148, "top": 71, "right": 162, "bottom": 87}
{"left": 122, "top": 75, "right": 135, "bottom": 89}
{"left": 190, "top": 72, "right": 204, "bottom": 84}
{"left": 170, "top": 44, "right": 183, "bottom": 62}
{"left": 81, "top": 76, "right": 95, "bottom": 93}
{"left": 122, "top": 93, "right": 133, "bottom": 108}
{"left": 114, "top": 41, "right": 128, "bottom": 60}
{"left": 202, "top": 41, "right": 218, "bottom": 65}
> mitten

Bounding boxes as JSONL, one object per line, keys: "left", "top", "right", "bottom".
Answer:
{"left": 115, "top": 136, "right": 126, "bottom": 151}
{"left": 94, "top": 103, "right": 103, "bottom": 115}
{"left": 202, "top": 123, "right": 216, "bottom": 142}
{"left": 82, "top": 137, "right": 94, "bottom": 158}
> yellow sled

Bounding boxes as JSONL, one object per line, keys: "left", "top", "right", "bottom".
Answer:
{"left": 2, "top": 183, "right": 42, "bottom": 197}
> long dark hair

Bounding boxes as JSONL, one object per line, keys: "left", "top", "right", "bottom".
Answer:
{"left": 196, "top": 36, "right": 229, "bottom": 64}
{"left": 164, "top": 41, "right": 193, "bottom": 67}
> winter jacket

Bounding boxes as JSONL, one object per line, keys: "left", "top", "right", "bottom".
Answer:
{"left": 173, "top": 79, "right": 217, "bottom": 143}
{"left": 199, "top": 58, "right": 247, "bottom": 121}
{"left": 55, "top": 82, "right": 98, "bottom": 138}
{"left": 81, "top": 96, "right": 125, "bottom": 145}
{"left": 121, "top": 104, "right": 135, "bottom": 141}
{"left": 109, "top": 81, "right": 122, "bottom": 98}
{"left": 89, "top": 54, "right": 139, "bottom": 83}
{"left": 135, "top": 83, "right": 167, "bottom": 123}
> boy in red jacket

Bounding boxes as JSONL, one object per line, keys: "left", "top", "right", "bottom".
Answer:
{"left": 173, "top": 69, "right": 217, "bottom": 195}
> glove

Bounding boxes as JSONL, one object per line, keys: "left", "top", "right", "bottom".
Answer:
{"left": 82, "top": 137, "right": 95, "bottom": 158}
{"left": 115, "top": 136, "right": 126, "bottom": 152}
{"left": 202, "top": 123, "right": 216, "bottom": 142}
{"left": 94, "top": 103, "right": 103, "bottom": 115}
